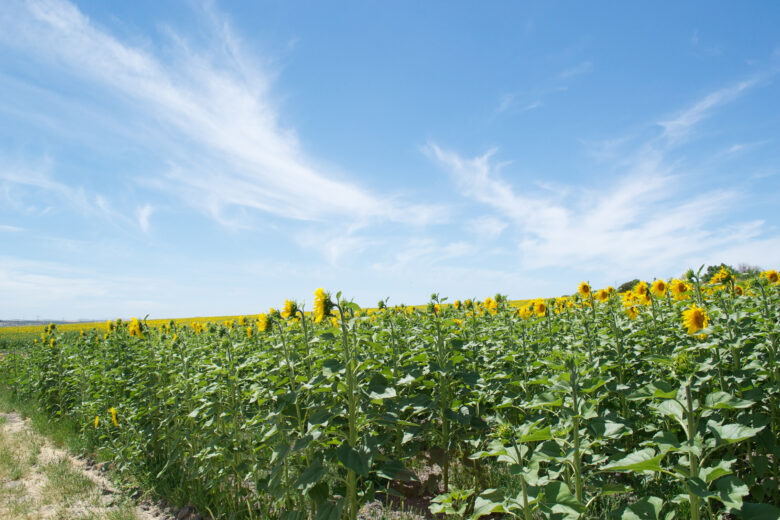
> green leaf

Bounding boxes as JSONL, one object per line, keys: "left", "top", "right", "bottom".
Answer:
{"left": 294, "top": 461, "right": 326, "bottom": 493}
{"left": 699, "top": 459, "right": 733, "bottom": 483}
{"left": 653, "top": 400, "right": 686, "bottom": 430}
{"left": 619, "top": 496, "right": 664, "bottom": 520}
{"left": 714, "top": 475, "right": 749, "bottom": 510}
{"left": 470, "top": 489, "right": 507, "bottom": 520}
{"left": 707, "top": 423, "right": 764, "bottom": 445}
{"left": 602, "top": 449, "right": 663, "bottom": 473}
{"left": 314, "top": 501, "right": 344, "bottom": 520}
{"left": 741, "top": 502, "right": 780, "bottom": 520}
{"left": 336, "top": 443, "right": 369, "bottom": 476}
{"left": 704, "top": 391, "right": 753, "bottom": 410}
{"left": 375, "top": 460, "right": 418, "bottom": 482}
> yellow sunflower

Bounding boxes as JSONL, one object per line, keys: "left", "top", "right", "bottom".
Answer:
{"left": 762, "top": 269, "right": 779, "bottom": 284}
{"left": 578, "top": 281, "right": 591, "bottom": 297}
{"left": 650, "top": 279, "right": 667, "bottom": 297}
{"left": 682, "top": 305, "right": 709, "bottom": 335}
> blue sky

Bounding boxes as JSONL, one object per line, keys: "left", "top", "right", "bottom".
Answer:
{"left": 1, "top": 1, "right": 779, "bottom": 320}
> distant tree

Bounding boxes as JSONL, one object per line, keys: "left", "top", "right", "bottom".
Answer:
{"left": 737, "top": 263, "right": 762, "bottom": 278}
{"left": 701, "top": 263, "right": 736, "bottom": 283}
{"left": 617, "top": 279, "right": 639, "bottom": 293}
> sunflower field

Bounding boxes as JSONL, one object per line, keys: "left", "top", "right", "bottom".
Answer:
{"left": 1, "top": 269, "right": 779, "bottom": 520}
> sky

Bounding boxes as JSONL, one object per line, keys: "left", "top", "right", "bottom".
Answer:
{"left": 1, "top": 1, "right": 779, "bottom": 321}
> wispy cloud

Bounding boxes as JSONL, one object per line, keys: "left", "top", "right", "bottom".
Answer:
{"left": 429, "top": 76, "right": 778, "bottom": 275}
{"left": 658, "top": 79, "right": 758, "bottom": 143}
{"left": 557, "top": 60, "right": 593, "bottom": 80}
{"left": 136, "top": 204, "right": 153, "bottom": 233}
{"left": 0, "top": 224, "right": 23, "bottom": 232}
{"left": 0, "top": 0, "right": 438, "bottom": 227}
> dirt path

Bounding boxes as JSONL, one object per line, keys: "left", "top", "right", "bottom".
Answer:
{"left": 0, "top": 411, "right": 175, "bottom": 520}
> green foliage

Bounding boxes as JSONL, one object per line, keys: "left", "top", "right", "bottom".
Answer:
{"left": 617, "top": 279, "right": 639, "bottom": 293}
{"left": 0, "top": 276, "right": 778, "bottom": 519}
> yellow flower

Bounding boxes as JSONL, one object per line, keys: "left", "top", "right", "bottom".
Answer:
{"left": 734, "top": 285, "right": 744, "bottom": 297}
{"left": 94, "top": 416, "right": 99, "bottom": 428}
{"left": 762, "top": 269, "right": 779, "bottom": 284}
{"left": 313, "top": 288, "right": 331, "bottom": 323}
{"left": 110, "top": 407, "right": 118, "bottom": 427}
{"left": 534, "top": 299, "right": 547, "bottom": 317}
{"left": 670, "top": 279, "right": 690, "bottom": 300}
{"left": 710, "top": 267, "right": 731, "bottom": 285}
{"left": 237, "top": 316, "right": 246, "bottom": 326}
{"left": 606, "top": 286, "right": 615, "bottom": 295}
{"left": 281, "top": 299, "right": 296, "bottom": 319}
{"left": 650, "top": 279, "right": 667, "bottom": 297}
{"left": 578, "top": 281, "right": 591, "bottom": 296}
{"left": 454, "top": 300, "right": 461, "bottom": 310}
{"left": 682, "top": 305, "right": 709, "bottom": 335}
{"left": 625, "top": 305, "right": 639, "bottom": 320}
{"left": 330, "top": 316, "right": 339, "bottom": 328}
{"left": 406, "top": 306, "right": 415, "bottom": 315}
{"left": 246, "top": 326, "right": 253, "bottom": 338}
{"left": 434, "top": 303, "right": 441, "bottom": 314}
{"left": 633, "top": 282, "right": 651, "bottom": 305}
{"left": 128, "top": 317, "right": 143, "bottom": 338}
{"left": 484, "top": 297, "right": 498, "bottom": 314}
{"left": 518, "top": 305, "right": 533, "bottom": 320}
{"left": 257, "top": 313, "right": 268, "bottom": 332}
{"left": 596, "top": 289, "right": 609, "bottom": 303}
{"left": 453, "top": 318, "right": 463, "bottom": 327}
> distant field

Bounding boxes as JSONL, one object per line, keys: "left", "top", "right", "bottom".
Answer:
{"left": 0, "top": 300, "right": 532, "bottom": 347}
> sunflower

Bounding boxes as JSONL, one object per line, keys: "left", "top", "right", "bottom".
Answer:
{"left": 624, "top": 305, "right": 639, "bottom": 320}
{"left": 710, "top": 267, "right": 731, "bottom": 285}
{"left": 454, "top": 300, "right": 461, "bottom": 310}
{"left": 650, "top": 279, "right": 667, "bottom": 297}
{"left": 110, "top": 407, "right": 118, "bottom": 427}
{"left": 314, "top": 288, "right": 333, "bottom": 323}
{"left": 94, "top": 416, "right": 99, "bottom": 429}
{"left": 682, "top": 305, "right": 709, "bottom": 335}
{"left": 596, "top": 289, "right": 609, "bottom": 303}
{"left": 670, "top": 279, "right": 690, "bottom": 300}
{"left": 762, "top": 269, "right": 779, "bottom": 284}
{"left": 484, "top": 297, "right": 498, "bottom": 314}
{"left": 518, "top": 305, "right": 533, "bottom": 320}
{"left": 281, "top": 299, "right": 298, "bottom": 320}
{"left": 734, "top": 285, "right": 744, "bottom": 297}
{"left": 578, "top": 282, "right": 591, "bottom": 297}
{"left": 257, "top": 313, "right": 268, "bottom": 332}
{"left": 128, "top": 317, "right": 143, "bottom": 338}
{"left": 534, "top": 299, "right": 547, "bottom": 317}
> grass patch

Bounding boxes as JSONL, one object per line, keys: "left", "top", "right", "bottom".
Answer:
{"left": 0, "top": 387, "right": 88, "bottom": 453}
{"left": 41, "top": 457, "right": 97, "bottom": 503}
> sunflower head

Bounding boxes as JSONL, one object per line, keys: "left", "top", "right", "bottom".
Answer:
{"left": 762, "top": 269, "right": 779, "bottom": 284}
{"left": 624, "top": 305, "right": 639, "bottom": 320}
{"left": 734, "top": 285, "right": 744, "bottom": 297}
{"left": 128, "top": 317, "right": 143, "bottom": 338}
{"left": 518, "top": 305, "right": 533, "bottom": 320}
{"left": 650, "top": 279, "right": 667, "bottom": 297}
{"left": 670, "top": 279, "right": 691, "bottom": 300}
{"left": 596, "top": 289, "right": 609, "bottom": 303}
{"left": 313, "top": 288, "right": 334, "bottom": 323}
{"left": 257, "top": 313, "right": 268, "bottom": 332}
{"left": 682, "top": 305, "right": 709, "bottom": 335}
{"left": 484, "top": 297, "right": 498, "bottom": 314}
{"left": 710, "top": 266, "right": 732, "bottom": 285}
{"left": 577, "top": 281, "right": 591, "bottom": 296}
{"left": 534, "top": 299, "right": 547, "bottom": 317}
{"left": 634, "top": 281, "right": 648, "bottom": 296}
{"left": 281, "top": 299, "right": 299, "bottom": 320}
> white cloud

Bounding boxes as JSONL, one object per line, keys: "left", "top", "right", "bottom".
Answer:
{"left": 428, "top": 76, "right": 779, "bottom": 275}
{"left": 136, "top": 204, "right": 153, "bottom": 232}
{"left": 0, "top": 0, "right": 439, "bottom": 227}
{"left": 557, "top": 60, "right": 593, "bottom": 80}
{"left": 464, "top": 216, "right": 507, "bottom": 239}
{"left": 658, "top": 79, "right": 758, "bottom": 143}
{"left": 0, "top": 224, "right": 22, "bottom": 232}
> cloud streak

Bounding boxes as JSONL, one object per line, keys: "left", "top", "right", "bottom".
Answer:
{"left": 0, "top": 0, "right": 438, "bottom": 226}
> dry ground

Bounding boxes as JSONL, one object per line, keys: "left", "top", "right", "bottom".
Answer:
{"left": 0, "top": 411, "right": 171, "bottom": 520}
